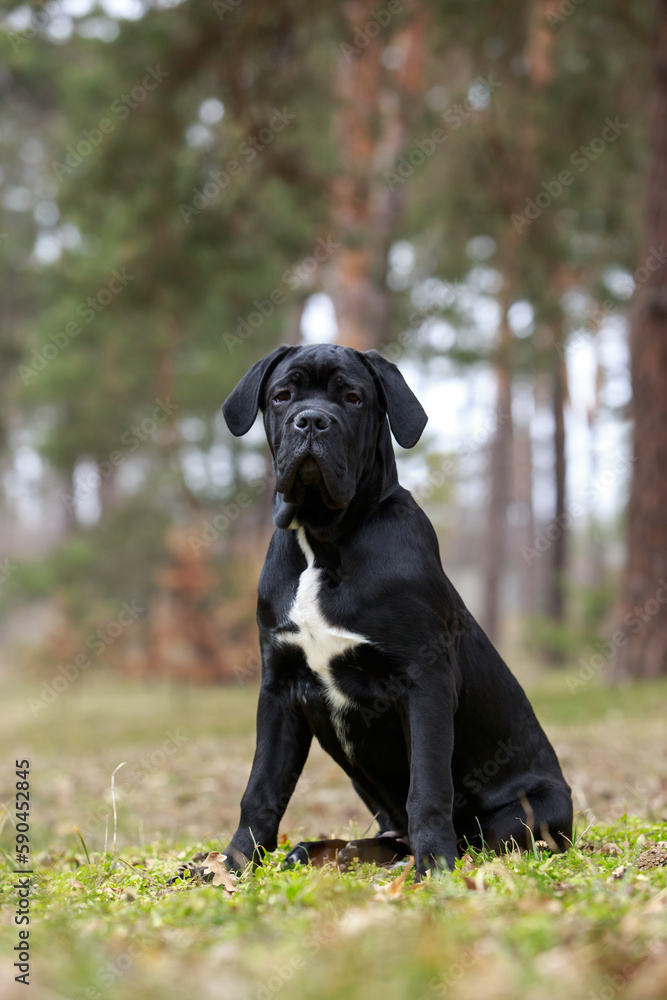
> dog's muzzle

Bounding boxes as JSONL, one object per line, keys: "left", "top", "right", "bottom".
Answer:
{"left": 274, "top": 407, "right": 351, "bottom": 509}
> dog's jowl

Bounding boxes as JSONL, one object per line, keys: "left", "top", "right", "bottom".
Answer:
{"left": 218, "top": 344, "right": 573, "bottom": 877}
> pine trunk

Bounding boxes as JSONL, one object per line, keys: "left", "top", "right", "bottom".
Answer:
{"left": 545, "top": 335, "right": 567, "bottom": 662}
{"left": 329, "top": 1, "right": 427, "bottom": 350}
{"left": 483, "top": 318, "right": 514, "bottom": 643}
{"left": 611, "top": 0, "right": 667, "bottom": 679}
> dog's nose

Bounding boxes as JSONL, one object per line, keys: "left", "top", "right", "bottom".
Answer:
{"left": 294, "top": 409, "right": 331, "bottom": 433}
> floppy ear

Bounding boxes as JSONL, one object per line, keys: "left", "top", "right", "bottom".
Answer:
{"left": 361, "top": 350, "right": 428, "bottom": 448}
{"left": 222, "top": 345, "right": 295, "bottom": 436}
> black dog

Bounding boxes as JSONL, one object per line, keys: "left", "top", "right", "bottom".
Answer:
{"left": 218, "top": 343, "right": 572, "bottom": 877}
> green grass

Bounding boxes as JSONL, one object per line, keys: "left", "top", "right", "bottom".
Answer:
{"left": 1, "top": 822, "right": 666, "bottom": 1000}
{"left": 1, "top": 674, "right": 666, "bottom": 999}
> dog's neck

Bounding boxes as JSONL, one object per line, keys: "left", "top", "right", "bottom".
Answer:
{"left": 273, "top": 417, "right": 399, "bottom": 543}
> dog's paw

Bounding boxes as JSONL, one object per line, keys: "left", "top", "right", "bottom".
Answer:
{"left": 166, "top": 860, "right": 210, "bottom": 886}
{"left": 167, "top": 850, "right": 239, "bottom": 892}
{"left": 410, "top": 840, "right": 457, "bottom": 879}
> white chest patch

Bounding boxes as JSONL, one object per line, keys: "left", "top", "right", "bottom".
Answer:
{"left": 276, "top": 528, "right": 370, "bottom": 755}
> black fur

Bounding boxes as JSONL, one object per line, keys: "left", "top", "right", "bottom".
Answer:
{"left": 219, "top": 344, "right": 572, "bottom": 876}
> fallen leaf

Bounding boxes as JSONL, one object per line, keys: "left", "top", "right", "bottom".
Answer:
{"left": 601, "top": 843, "right": 623, "bottom": 856}
{"left": 376, "top": 857, "right": 414, "bottom": 898}
{"left": 462, "top": 866, "right": 490, "bottom": 891}
{"left": 200, "top": 852, "right": 238, "bottom": 895}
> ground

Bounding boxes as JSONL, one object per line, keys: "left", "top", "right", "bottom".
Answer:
{"left": 1, "top": 671, "right": 666, "bottom": 1000}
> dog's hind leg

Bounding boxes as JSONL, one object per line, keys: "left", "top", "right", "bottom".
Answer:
{"left": 469, "top": 787, "right": 573, "bottom": 856}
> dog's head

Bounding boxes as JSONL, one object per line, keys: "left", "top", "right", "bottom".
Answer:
{"left": 222, "top": 344, "right": 427, "bottom": 534}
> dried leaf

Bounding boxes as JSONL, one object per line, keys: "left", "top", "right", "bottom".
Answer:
{"left": 386, "top": 857, "right": 414, "bottom": 896}
{"left": 200, "top": 851, "right": 238, "bottom": 894}
{"left": 462, "top": 869, "right": 488, "bottom": 892}
{"left": 601, "top": 843, "right": 622, "bottom": 856}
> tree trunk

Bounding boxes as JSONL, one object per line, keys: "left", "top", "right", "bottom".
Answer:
{"left": 329, "top": 1, "right": 428, "bottom": 351}
{"left": 611, "top": 0, "right": 667, "bottom": 679}
{"left": 483, "top": 315, "right": 514, "bottom": 642}
{"left": 480, "top": 0, "right": 562, "bottom": 643}
{"left": 513, "top": 404, "right": 537, "bottom": 616}
{"left": 545, "top": 329, "right": 567, "bottom": 660}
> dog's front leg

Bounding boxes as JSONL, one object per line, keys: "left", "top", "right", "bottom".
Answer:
{"left": 402, "top": 672, "right": 459, "bottom": 877}
{"left": 223, "top": 682, "right": 312, "bottom": 872}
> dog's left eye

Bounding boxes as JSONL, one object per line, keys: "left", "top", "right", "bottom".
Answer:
{"left": 273, "top": 391, "right": 291, "bottom": 403}
{"left": 347, "top": 393, "right": 362, "bottom": 405}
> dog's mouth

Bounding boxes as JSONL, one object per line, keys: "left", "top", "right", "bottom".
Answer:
{"left": 276, "top": 448, "right": 351, "bottom": 510}
{"left": 296, "top": 456, "right": 322, "bottom": 487}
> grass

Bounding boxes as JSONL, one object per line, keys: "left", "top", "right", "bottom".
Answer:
{"left": 1, "top": 673, "right": 667, "bottom": 1000}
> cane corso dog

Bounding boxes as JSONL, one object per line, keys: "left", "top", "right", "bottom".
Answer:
{"left": 217, "top": 343, "right": 572, "bottom": 877}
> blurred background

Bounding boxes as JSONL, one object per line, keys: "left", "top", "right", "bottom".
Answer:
{"left": 0, "top": 0, "right": 666, "bottom": 692}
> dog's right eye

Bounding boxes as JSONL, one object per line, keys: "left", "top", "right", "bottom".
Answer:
{"left": 273, "top": 391, "right": 291, "bottom": 403}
